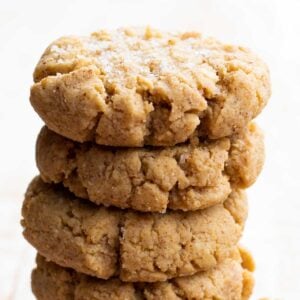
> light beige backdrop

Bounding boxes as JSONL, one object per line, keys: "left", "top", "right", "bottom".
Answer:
{"left": 0, "top": 0, "right": 299, "bottom": 299}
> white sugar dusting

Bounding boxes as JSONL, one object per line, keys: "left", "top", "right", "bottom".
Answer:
{"left": 49, "top": 28, "right": 221, "bottom": 85}
{"left": 51, "top": 44, "right": 75, "bottom": 55}
{"left": 84, "top": 40, "right": 111, "bottom": 52}
{"left": 196, "top": 48, "right": 212, "bottom": 57}
{"left": 200, "top": 67, "right": 218, "bottom": 80}
{"left": 50, "top": 45, "right": 66, "bottom": 54}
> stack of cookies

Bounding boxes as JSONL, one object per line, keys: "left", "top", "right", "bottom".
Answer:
{"left": 22, "top": 27, "right": 270, "bottom": 300}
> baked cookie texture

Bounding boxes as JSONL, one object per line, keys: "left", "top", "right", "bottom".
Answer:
{"left": 22, "top": 178, "right": 247, "bottom": 282}
{"left": 36, "top": 123, "right": 263, "bottom": 212}
{"left": 30, "top": 27, "right": 270, "bottom": 147}
{"left": 31, "top": 248, "right": 254, "bottom": 300}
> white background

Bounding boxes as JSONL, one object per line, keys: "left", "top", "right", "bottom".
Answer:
{"left": 0, "top": 0, "right": 299, "bottom": 299}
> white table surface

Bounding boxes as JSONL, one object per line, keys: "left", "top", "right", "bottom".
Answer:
{"left": 0, "top": 0, "right": 299, "bottom": 299}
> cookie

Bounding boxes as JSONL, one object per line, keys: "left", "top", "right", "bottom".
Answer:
{"left": 32, "top": 248, "right": 254, "bottom": 300}
{"left": 36, "top": 123, "right": 263, "bottom": 212}
{"left": 22, "top": 178, "right": 247, "bottom": 282}
{"left": 30, "top": 27, "right": 270, "bottom": 147}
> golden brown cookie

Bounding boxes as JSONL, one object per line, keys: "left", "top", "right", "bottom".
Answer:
{"left": 30, "top": 27, "right": 270, "bottom": 147}
{"left": 22, "top": 177, "right": 247, "bottom": 282}
{"left": 36, "top": 123, "right": 263, "bottom": 212}
{"left": 31, "top": 248, "right": 254, "bottom": 300}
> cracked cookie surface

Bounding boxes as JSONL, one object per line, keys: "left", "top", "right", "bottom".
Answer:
{"left": 31, "top": 248, "right": 254, "bottom": 300}
{"left": 31, "top": 27, "right": 270, "bottom": 147}
{"left": 22, "top": 178, "right": 247, "bottom": 282}
{"left": 36, "top": 123, "right": 263, "bottom": 212}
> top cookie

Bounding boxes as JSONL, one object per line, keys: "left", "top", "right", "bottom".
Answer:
{"left": 31, "top": 27, "right": 270, "bottom": 147}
